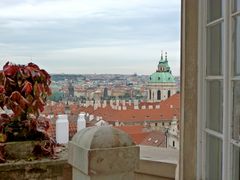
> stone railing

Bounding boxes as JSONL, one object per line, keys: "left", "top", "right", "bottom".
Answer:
{"left": 0, "top": 127, "right": 178, "bottom": 180}
{"left": 136, "top": 146, "right": 178, "bottom": 180}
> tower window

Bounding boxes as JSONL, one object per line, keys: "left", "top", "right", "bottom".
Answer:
{"left": 173, "top": 141, "right": 175, "bottom": 147}
{"left": 157, "top": 90, "right": 161, "bottom": 100}
{"left": 158, "top": 77, "right": 160, "bottom": 80}
{"left": 168, "top": 90, "right": 171, "bottom": 98}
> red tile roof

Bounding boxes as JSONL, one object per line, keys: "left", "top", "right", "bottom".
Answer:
{"left": 91, "top": 94, "right": 180, "bottom": 122}
{"left": 114, "top": 125, "right": 150, "bottom": 144}
{"left": 140, "top": 131, "right": 166, "bottom": 147}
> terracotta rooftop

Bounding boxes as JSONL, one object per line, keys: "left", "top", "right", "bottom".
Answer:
{"left": 140, "top": 131, "right": 166, "bottom": 147}
{"left": 114, "top": 125, "right": 150, "bottom": 144}
{"left": 91, "top": 94, "right": 180, "bottom": 122}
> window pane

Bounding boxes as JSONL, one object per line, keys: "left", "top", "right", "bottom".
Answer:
{"left": 207, "top": 0, "right": 222, "bottom": 22}
{"left": 206, "top": 80, "right": 223, "bottom": 132}
{"left": 233, "top": 16, "right": 240, "bottom": 76}
{"left": 233, "top": 81, "right": 240, "bottom": 141}
{"left": 206, "top": 134, "right": 222, "bottom": 180}
{"left": 232, "top": 145, "right": 240, "bottom": 180}
{"left": 207, "top": 23, "right": 223, "bottom": 76}
{"left": 233, "top": 0, "right": 240, "bottom": 13}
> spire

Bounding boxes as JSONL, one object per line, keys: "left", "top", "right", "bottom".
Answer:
{"left": 160, "top": 51, "right": 163, "bottom": 61}
{"left": 165, "top": 52, "right": 168, "bottom": 61}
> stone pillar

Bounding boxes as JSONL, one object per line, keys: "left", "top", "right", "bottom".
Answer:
{"left": 68, "top": 126, "right": 139, "bottom": 180}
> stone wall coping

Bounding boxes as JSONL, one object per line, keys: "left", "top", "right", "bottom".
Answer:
{"left": 0, "top": 158, "right": 68, "bottom": 171}
{"left": 0, "top": 145, "right": 68, "bottom": 171}
{"left": 135, "top": 159, "right": 177, "bottom": 179}
{"left": 139, "top": 145, "right": 178, "bottom": 164}
{"left": 69, "top": 140, "right": 138, "bottom": 151}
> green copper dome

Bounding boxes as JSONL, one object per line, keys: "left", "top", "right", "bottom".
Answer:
{"left": 149, "top": 72, "right": 176, "bottom": 83}
{"left": 149, "top": 52, "right": 176, "bottom": 83}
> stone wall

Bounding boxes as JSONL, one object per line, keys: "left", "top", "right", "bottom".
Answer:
{"left": 135, "top": 160, "right": 176, "bottom": 180}
{"left": 0, "top": 156, "right": 71, "bottom": 180}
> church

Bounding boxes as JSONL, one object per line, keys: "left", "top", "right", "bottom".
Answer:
{"left": 147, "top": 52, "right": 177, "bottom": 102}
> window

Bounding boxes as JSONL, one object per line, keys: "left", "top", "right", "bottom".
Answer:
{"left": 149, "top": 90, "right": 151, "bottom": 100}
{"left": 173, "top": 140, "right": 175, "bottom": 147}
{"left": 168, "top": 90, "right": 171, "bottom": 98}
{"left": 198, "top": 1, "right": 240, "bottom": 179}
{"left": 157, "top": 90, "right": 161, "bottom": 100}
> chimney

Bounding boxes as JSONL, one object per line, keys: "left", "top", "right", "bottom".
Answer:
{"left": 122, "top": 100, "right": 126, "bottom": 106}
{"left": 94, "top": 104, "right": 98, "bottom": 110}
{"left": 77, "top": 112, "right": 86, "bottom": 132}
{"left": 86, "top": 100, "right": 90, "bottom": 107}
{"left": 128, "top": 100, "right": 132, "bottom": 106}
{"left": 133, "top": 100, "right": 139, "bottom": 106}
{"left": 102, "top": 100, "right": 107, "bottom": 108}
{"left": 116, "top": 99, "right": 119, "bottom": 106}
{"left": 173, "top": 115, "right": 177, "bottom": 121}
{"left": 56, "top": 114, "right": 69, "bottom": 144}
{"left": 90, "top": 101, "right": 94, "bottom": 106}
{"left": 134, "top": 105, "right": 139, "bottom": 110}
{"left": 96, "top": 116, "right": 100, "bottom": 121}
{"left": 89, "top": 114, "right": 94, "bottom": 121}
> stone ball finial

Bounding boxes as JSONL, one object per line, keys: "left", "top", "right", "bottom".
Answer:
{"left": 71, "top": 126, "right": 135, "bottom": 150}
{"left": 68, "top": 126, "right": 139, "bottom": 179}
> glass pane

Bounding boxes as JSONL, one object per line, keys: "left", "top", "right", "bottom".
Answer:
{"left": 207, "top": 23, "right": 223, "bottom": 76}
{"left": 207, "top": 0, "right": 222, "bottom": 22}
{"left": 233, "top": 15, "right": 240, "bottom": 76}
{"left": 233, "top": 0, "right": 240, "bottom": 12}
{"left": 206, "top": 134, "right": 222, "bottom": 180}
{"left": 206, "top": 80, "right": 223, "bottom": 133}
{"left": 232, "top": 145, "right": 240, "bottom": 180}
{"left": 233, "top": 81, "right": 240, "bottom": 141}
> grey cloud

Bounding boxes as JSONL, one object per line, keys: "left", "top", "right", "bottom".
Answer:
{"left": 0, "top": 0, "right": 180, "bottom": 75}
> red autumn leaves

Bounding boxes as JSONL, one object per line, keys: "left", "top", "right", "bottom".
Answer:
{"left": 0, "top": 62, "right": 56, "bottom": 162}
{"left": 0, "top": 62, "right": 51, "bottom": 119}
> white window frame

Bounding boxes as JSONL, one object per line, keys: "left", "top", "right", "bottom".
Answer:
{"left": 197, "top": 0, "right": 240, "bottom": 180}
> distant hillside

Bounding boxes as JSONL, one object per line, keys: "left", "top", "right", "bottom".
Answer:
{"left": 51, "top": 74, "right": 86, "bottom": 81}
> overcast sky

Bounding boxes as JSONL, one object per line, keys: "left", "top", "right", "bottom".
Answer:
{"left": 0, "top": 0, "right": 180, "bottom": 75}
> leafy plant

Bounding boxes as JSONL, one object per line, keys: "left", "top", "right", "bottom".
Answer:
{"left": 0, "top": 62, "right": 56, "bottom": 162}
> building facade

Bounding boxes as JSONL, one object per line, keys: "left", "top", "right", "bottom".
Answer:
{"left": 148, "top": 52, "right": 177, "bottom": 102}
{"left": 181, "top": 0, "right": 240, "bottom": 179}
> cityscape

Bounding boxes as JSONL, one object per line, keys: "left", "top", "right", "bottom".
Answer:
{"left": 0, "top": 0, "right": 238, "bottom": 180}
{"left": 42, "top": 52, "right": 181, "bottom": 150}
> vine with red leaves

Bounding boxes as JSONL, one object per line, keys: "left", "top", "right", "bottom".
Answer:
{"left": 0, "top": 62, "right": 56, "bottom": 162}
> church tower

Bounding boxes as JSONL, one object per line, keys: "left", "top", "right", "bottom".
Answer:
{"left": 147, "top": 52, "right": 177, "bottom": 102}
{"left": 68, "top": 81, "right": 74, "bottom": 97}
